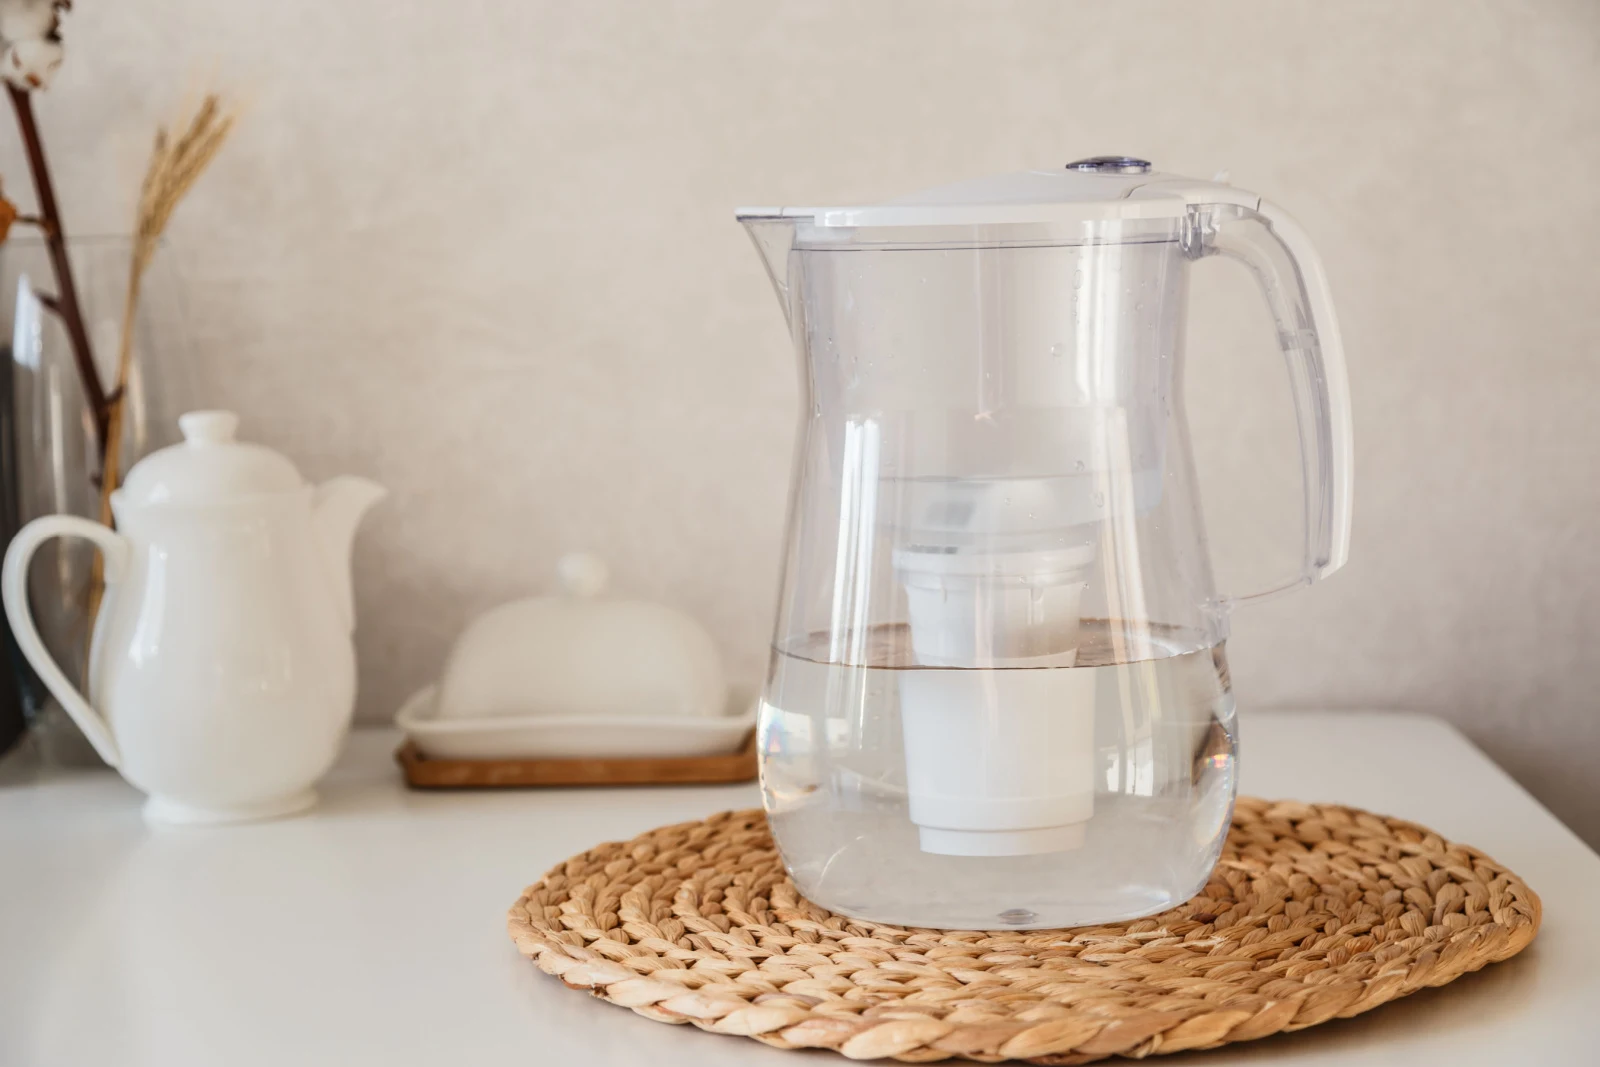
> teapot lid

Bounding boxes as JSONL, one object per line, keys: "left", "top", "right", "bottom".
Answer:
{"left": 117, "top": 411, "right": 305, "bottom": 507}
{"left": 738, "top": 157, "right": 1252, "bottom": 229}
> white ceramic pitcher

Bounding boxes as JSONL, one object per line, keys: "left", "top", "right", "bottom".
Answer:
{"left": 2, "top": 411, "right": 386, "bottom": 824}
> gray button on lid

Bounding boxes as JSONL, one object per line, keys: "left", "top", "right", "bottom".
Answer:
{"left": 1067, "top": 156, "right": 1152, "bottom": 174}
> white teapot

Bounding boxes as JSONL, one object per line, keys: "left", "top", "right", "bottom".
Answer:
{"left": 1, "top": 411, "right": 386, "bottom": 824}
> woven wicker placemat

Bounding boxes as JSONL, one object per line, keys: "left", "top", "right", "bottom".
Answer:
{"left": 507, "top": 798, "right": 1540, "bottom": 1063}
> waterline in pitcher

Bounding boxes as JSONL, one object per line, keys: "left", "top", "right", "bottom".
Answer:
{"left": 759, "top": 624, "right": 1237, "bottom": 929}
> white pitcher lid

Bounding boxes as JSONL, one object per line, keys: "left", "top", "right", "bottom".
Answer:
{"left": 737, "top": 156, "right": 1252, "bottom": 229}
{"left": 117, "top": 411, "right": 305, "bottom": 507}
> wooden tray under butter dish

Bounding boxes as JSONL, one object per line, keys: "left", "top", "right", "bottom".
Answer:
{"left": 396, "top": 728, "right": 757, "bottom": 788}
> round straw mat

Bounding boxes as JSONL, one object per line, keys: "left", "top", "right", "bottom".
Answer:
{"left": 507, "top": 798, "right": 1540, "bottom": 1063}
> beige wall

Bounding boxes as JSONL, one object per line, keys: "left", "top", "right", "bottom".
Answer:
{"left": 5, "top": 1, "right": 1597, "bottom": 842}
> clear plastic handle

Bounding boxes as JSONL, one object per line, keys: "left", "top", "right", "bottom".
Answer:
{"left": 1188, "top": 197, "right": 1354, "bottom": 606}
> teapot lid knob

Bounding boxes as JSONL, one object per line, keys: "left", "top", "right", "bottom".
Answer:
{"left": 179, "top": 410, "right": 240, "bottom": 446}
{"left": 556, "top": 552, "right": 609, "bottom": 598}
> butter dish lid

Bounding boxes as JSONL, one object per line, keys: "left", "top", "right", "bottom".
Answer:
{"left": 437, "top": 553, "right": 729, "bottom": 722}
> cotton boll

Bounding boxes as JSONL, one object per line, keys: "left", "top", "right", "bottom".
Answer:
{"left": 2, "top": 37, "right": 63, "bottom": 89}
{"left": 0, "top": 0, "right": 61, "bottom": 43}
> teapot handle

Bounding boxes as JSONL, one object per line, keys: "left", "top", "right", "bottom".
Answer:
{"left": 1, "top": 516, "right": 132, "bottom": 766}
{"left": 1186, "top": 196, "right": 1354, "bottom": 607}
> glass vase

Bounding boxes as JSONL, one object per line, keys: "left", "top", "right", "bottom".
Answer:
{"left": 0, "top": 236, "right": 191, "bottom": 766}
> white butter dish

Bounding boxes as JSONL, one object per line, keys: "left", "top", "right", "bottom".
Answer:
{"left": 397, "top": 551, "right": 750, "bottom": 762}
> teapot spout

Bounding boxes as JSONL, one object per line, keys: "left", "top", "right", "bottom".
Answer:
{"left": 312, "top": 476, "right": 387, "bottom": 631}
{"left": 737, "top": 212, "right": 797, "bottom": 328}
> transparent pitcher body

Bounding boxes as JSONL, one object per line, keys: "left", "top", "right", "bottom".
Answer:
{"left": 745, "top": 169, "right": 1350, "bottom": 930}
{"left": 759, "top": 216, "right": 1238, "bottom": 929}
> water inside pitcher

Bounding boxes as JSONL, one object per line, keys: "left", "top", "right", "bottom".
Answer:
{"left": 742, "top": 158, "right": 1351, "bottom": 929}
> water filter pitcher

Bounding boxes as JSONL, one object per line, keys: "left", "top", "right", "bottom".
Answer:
{"left": 741, "top": 158, "right": 1352, "bottom": 929}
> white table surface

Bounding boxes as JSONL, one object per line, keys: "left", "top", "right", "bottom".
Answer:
{"left": 2, "top": 711, "right": 1597, "bottom": 1066}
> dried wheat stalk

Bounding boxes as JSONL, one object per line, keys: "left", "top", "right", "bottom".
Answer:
{"left": 97, "top": 93, "right": 235, "bottom": 526}
{"left": 86, "top": 94, "right": 234, "bottom": 623}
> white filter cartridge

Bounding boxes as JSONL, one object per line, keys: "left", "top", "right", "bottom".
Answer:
{"left": 894, "top": 542, "right": 1098, "bottom": 857}
{"left": 900, "top": 666, "right": 1096, "bottom": 855}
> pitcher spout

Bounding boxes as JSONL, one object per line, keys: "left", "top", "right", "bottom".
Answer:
{"left": 737, "top": 212, "right": 797, "bottom": 327}
{"left": 311, "top": 476, "right": 387, "bottom": 632}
